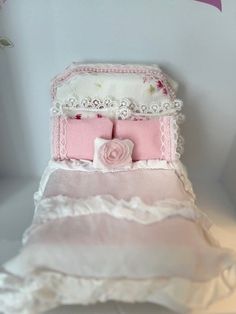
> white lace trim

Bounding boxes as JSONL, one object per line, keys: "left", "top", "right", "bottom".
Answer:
{"left": 161, "top": 116, "right": 172, "bottom": 160}
{"left": 59, "top": 117, "right": 67, "bottom": 160}
{"left": 52, "top": 116, "right": 60, "bottom": 160}
{"left": 1, "top": 258, "right": 236, "bottom": 314}
{"left": 34, "top": 160, "right": 195, "bottom": 205}
{"left": 171, "top": 114, "right": 185, "bottom": 159}
{"left": 51, "top": 97, "right": 183, "bottom": 119}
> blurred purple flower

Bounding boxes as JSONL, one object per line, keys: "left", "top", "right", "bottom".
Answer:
{"left": 195, "top": 0, "right": 222, "bottom": 11}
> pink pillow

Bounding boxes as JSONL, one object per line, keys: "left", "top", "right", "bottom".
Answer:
{"left": 53, "top": 117, "right": 113, "bottom": 160}
{"left": 114, "top": 117, "right": 176, "bottom": 161}
{"left": 93, "top": 138, "right": 134, "bottom": 170}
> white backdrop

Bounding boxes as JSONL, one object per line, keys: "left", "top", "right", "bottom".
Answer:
{"left": 0, "top": 0, "right": 236, "bottom": 182}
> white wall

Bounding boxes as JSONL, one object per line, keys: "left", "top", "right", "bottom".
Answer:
{"left": 222, "top": 133, "right": 236, "bottom": 206}
{"left": 1, "top": 0, "right": 236, "bottom": 180}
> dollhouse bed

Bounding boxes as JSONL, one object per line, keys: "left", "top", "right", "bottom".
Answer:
{"left": 0, "top": 63, "right": 236, "bottom": 314}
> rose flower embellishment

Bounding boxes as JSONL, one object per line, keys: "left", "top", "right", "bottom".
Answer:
{"left": 93, "top": 138, "right": 134, "bottom": 170}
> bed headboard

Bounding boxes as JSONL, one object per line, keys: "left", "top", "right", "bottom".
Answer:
{"left": 50, "top": 63, "right": 182, "bottom": 119}
{"left": 50, "top": 63, "right": 184, "bottom": 161}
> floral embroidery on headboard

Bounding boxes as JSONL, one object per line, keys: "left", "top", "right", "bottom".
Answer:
{"left": 143, "top": 74, "right": 168, "bottom": 96}
{"left": 51, "top": 64, "right": 177, "bottom": 103}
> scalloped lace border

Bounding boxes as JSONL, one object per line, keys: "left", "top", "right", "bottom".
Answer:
{"left": 51, "top": 97, "right": 183, "bottom": 119}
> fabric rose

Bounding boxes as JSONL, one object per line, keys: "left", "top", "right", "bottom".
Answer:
{"left": 93, "top": 138, "right": 134, "bottom": 170}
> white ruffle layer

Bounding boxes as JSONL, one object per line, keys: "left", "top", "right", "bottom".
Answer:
{"left": 1, "top": 161, "right": 235, "bottom": 313}
{"left": 34, "top": 159, "right": 196, "bottom": 203}
{"left": 0, "top": 262, "right": 236, "bottom": 314}
{"left": 1, "top": 194, "right": 236, "bottom": 313}
{"left": 23, "top": 195, "right": 210, "bottom": 245}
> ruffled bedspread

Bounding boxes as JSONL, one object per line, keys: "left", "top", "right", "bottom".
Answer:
{"left": 0, "top": 160, "right": 236, "bottom": 314}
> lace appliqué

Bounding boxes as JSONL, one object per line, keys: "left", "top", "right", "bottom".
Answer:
{"left": 171, "top": 114, "right": 185, "bottom": 159}
{"left": 59, "top": 118, "right": 67, "bottom": 160}
{"left": 160, "top": 116, "right": 171, "bottom": 160}
{"left": 51, "top": 97, "right": 183, "bottom": 120}
{"left": 52, "top": 116, "right": 60, "bottom": 160}
{"left": 159, "top": 115, "right": 185, "bottom": 160}
{"left": 52, "top": 117, "right": 68, "bottom": 160}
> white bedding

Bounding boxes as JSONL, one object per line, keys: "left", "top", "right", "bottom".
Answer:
{"left": 0, "top": 161, "right": 236, "bottom": 314}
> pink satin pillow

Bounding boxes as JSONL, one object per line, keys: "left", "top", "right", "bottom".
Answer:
{"left": 52, "top": 117, "right": 113, "bottom": 160}
{"left": 114, "top": 117, "right": 176, "bottom": 161}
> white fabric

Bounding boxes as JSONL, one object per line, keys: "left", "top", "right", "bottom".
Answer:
{"left": 1, "top": 161, "right": 236, "bottom": 313}
{"left": 1, "top": 265, "right": 236, "bottom": 314}
{"left": 1, "top": 199, "right": 236, "bottom": 313}
{"left": 52, "top": 64, "right": 178, "bottom": 108}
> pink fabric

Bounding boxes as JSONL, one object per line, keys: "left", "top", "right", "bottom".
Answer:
{"left": 114, "top": 118, "right": 173, "bottom": 161}
{"left": 43, "top": 169, "right": 190, "bottom": 204}
{"left": 55, "top": 117, "right": 113, "bottom": 160}
{"left": 98, "top": 139, "right": 132, "bottom": 168}
{"left": 52, "top": 116, "right": 176, "bottom": 161}
{"left": 94, "top": 138, "right": 133, "bottom": 170}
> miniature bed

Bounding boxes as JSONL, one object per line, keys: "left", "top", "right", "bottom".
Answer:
{"left": 0, "top": 63, "right": 236, "bottom": 314}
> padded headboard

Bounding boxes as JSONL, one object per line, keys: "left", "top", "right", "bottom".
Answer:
{"left": 50, "top": 63, "right": 184, "bottom": 161}
{"left": 50, "top": 63, "right": 182, "bottom": 119}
